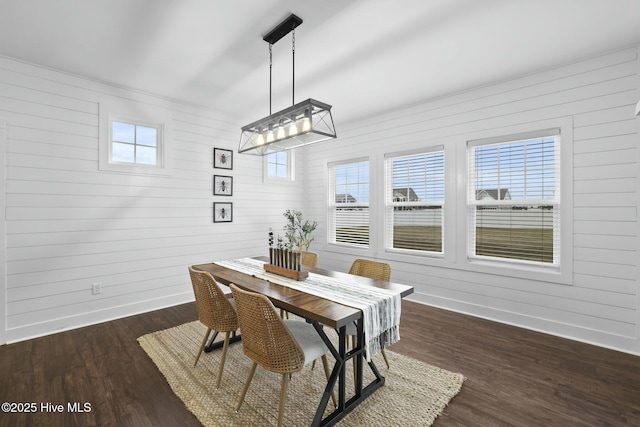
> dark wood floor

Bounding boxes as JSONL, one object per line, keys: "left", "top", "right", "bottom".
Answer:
{"left": 1, "top": 300, "right": 639, "bottom": 426}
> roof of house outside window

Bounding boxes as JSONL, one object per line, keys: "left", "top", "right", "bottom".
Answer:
{"left": 393, "top": 187, "right": 420, "bottom": 202}
{"left": 476, "top": 188, "right": 511, "bottom": 200}
{"left": 335, "top": 194, "right": 357, "bottom": 203}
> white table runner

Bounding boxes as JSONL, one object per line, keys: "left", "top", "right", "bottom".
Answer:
{"left": 214, "top": 257, "right": 401, "bottom": 361}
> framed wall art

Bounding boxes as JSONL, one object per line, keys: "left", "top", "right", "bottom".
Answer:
{"left": 214, "top": 148, "right": 233, "bottom": 169}
{"left": 213, "top": 175, "right": 233, "bottom": 196}
{"left": 213, "top": 202, "right": 233, "bottom": 223}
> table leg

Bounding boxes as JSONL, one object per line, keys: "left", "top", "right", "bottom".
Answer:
{"left": 354, "top": 317, "right": 364, "bottom": 396}
{"left": 204, "top": 330, "right": 241, "bottom": 352}
{"left": 310, "top": 321, "right": 385, "bottom": 427}
{"left": 311, "top": 322, "right": 343, "bottom": 426}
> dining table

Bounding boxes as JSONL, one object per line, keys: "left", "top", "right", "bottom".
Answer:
{"left": 191, "top": 256, "right": 414, "bottom": 427}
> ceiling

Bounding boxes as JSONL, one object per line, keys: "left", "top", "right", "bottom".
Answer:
{"left": 1, "top": 0, "right": 640, "bottom": 127}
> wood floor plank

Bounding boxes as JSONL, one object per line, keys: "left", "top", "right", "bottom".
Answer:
{"left": 0, "top": 300, "right": 639, "bottom": 426}
{"left": 391, "top": 301, "right": 640, "bottom": 426}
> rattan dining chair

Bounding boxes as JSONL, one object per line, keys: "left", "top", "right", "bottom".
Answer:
{"left": 299, "top": 250, "right": 318, "bottom": 268}
{"left": 230, "top": 284, "right": 335, "bottom": 427}
{"left": 347, "top": 258, "right": 392, "bottom": 369}
{"left": 348, "top": 258, "right": 391, "bottom": 281}
{"left": 188, "top": 266, "right": 239, "bottom": 389}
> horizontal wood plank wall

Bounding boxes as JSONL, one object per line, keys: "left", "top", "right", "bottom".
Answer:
{"left": 0, "top": 55, "right": 303, "bottom": 342}
{"left": 305, "top": 46, "right": 640, "bottom": 355}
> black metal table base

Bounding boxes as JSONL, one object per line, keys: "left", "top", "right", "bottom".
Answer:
{"left": 311, "top": 320, "right": 385, "bottom": 427}
{"left": 203, "top": 330, "right": 242, "bottom": 353}
{"left": 200, "top": 320, "right": 381, "bottom": 426}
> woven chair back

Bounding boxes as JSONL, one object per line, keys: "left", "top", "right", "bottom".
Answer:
{"left": 299, "top": 251, "right": 318, "bottom": 268}
{"left": 230, "top": 284, "right": 306, "bottom": 374}
{"left": 188, "top": 267, "right": 238, "bottom": 333}
{"left": 348, "top": 258, "right": 391, "bottom": 281}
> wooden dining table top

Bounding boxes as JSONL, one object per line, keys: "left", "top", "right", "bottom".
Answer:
{"left": 191, "top": 257, "right": 414, "bottom": 330}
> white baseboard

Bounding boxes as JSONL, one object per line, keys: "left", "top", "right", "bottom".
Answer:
{"left": 4, "top": 292, "right": 194, "bottom": 344}
{"left": 406, "top": 294, "right": 640, "bottom": 357}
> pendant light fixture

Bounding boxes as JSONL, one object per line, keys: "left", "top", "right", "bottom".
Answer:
{"left": 239, "top": 14, "right": 337, "bottom": 156}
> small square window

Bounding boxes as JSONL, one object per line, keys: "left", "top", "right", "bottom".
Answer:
{"left": 264, "top": 150, "right": 295, "bottom": 181}
{"left": 110, "top": 121, "right": 159, "bottom": 166}
{"left": 99, "top": 101, "right": 171, "bottom": 176}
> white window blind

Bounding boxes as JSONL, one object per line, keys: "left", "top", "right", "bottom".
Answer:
{"left": 468, "top": 129, "right": 560, "bottom": 266}
{"left": 385, "top": 148, "right": 444, "bottom": 253}
{"left": 328, "top": 160, "right": 369, "bottom": 247}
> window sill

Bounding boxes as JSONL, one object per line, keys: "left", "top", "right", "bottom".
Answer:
{"left": 385, "top": 247, "right": 444, "bottom": 259}
{"left": 465, "top": 257, "right": 571, "bottom": 285}
{"left": 99, "top": 161, "right": 173, "bottom": 176}
{"left": 326, "top": 242, "right": 370, "bottom": 254}
{"left": 263, "top": 176, "right": 297, "bottom": 185}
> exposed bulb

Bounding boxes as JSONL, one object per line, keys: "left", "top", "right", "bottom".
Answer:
{"left": 289, "top": 115, "right": 298, "bottom": 136}
{"left": 276, "top": 120, "right": 286, "bottom": 139}
{"left": 301, "top": 109, "right": 311, "bottom": 132}
{"left": 301, "top": 116, "right": 311, "bottom": 132}
{"left": 256, "top": 130, "right": 265, "bottom": 146}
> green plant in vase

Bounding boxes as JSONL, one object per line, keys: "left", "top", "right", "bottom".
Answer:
{"left": 283, "top": 209, "right": 317, "bottom": 251}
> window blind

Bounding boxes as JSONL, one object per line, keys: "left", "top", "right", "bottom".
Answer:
{"left": 468, "top": 131, "right": 560, "bottom": 266}
{"left": 385, "top": 149, "right": 444, "bottom": 253}
{"left": 328, "top": 160, "right": 370, "bottom": 247}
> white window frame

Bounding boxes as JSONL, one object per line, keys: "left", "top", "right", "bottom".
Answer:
{"left": 99, "top": 100, "right": 172, "bottom": 176}
{"left": 384, "top": 146, "right": 445, "bottom": 256}
{"left": 328, "top": 158, "right": 370, "bottom": 248}
{"left": 263, "top": 150, "right": 295, "bottom": 182}
{"left": 464, "top": 122, "right": 573, "bottom": 285}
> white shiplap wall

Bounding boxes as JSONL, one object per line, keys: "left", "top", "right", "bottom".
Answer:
{"left": 0, "top": 119, "right": 6, "bottom": 345}
{"left": 0, "top": 55, "right": 304, "bottom": 343}
{"left": 305, "top": 46, "right": 640, "bottom": 355}
{"left": 1, "top": 45, "right": 638, "bottom": 356}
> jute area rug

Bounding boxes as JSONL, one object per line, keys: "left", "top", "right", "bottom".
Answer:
{"left": 138, "top": 321, "right": 464, "bottom": 427}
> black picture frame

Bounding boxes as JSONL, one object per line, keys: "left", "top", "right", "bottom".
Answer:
{"left": 213, "top": 175, "right": 233, "bottom": 196}
{"left": 214, "top": 148, "right": 233, "bottom": 169}
{"left": 213, "top": 202, "right": 233, "bottom": 222}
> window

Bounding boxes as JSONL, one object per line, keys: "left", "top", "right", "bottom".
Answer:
{"left": 328, "top": 160, "right": 369, "bottom": 247}
{"left": 267, "top": 152, "right": 287, "bottom": 178}
{"left": 110, "top": 121, "right": 160, "bottom": 165}
{"left": 98, "top": 100, "right": 172, "bottom": 176}
{"left": 265, "top": 150, "right": 294, "bottom": 181}
{"left": 385, "top": 148, "right": 444, "bottom": 254}
{"left": 468, "top": 129, "right": 560, "bottom": 266}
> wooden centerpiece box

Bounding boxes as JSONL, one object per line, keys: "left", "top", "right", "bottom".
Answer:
{"left": 265, "top": 248, "right": 309, "bottom": 281}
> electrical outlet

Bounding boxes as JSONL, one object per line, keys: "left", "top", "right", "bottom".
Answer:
{"left": 92, "top": 283, "right": 102, "bottom": 295}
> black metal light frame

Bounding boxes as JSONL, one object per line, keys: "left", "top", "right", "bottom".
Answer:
{"left": 239, "top": 14, "right": 337, "bottom": 156}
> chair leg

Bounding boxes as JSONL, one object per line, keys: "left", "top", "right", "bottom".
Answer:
{"left": 277, "top": 373, "right": 289, "bottom": 427}
{"left": 236, "top": 362, "right": 258, "bottom": 412}
{"left": 381, "top": 348, "right": 390, "bottom": 369}
{"left": 194, "top": 328, "right": 212, "bottom": 367}
{"left": 215, "top": 331, "right": 231, "bottom": 389}
{"left": 311, "top": 325, "right": 325, "bottom": 370}
{"left": 320, "top": 355, "right": 337, "bottom": 408}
